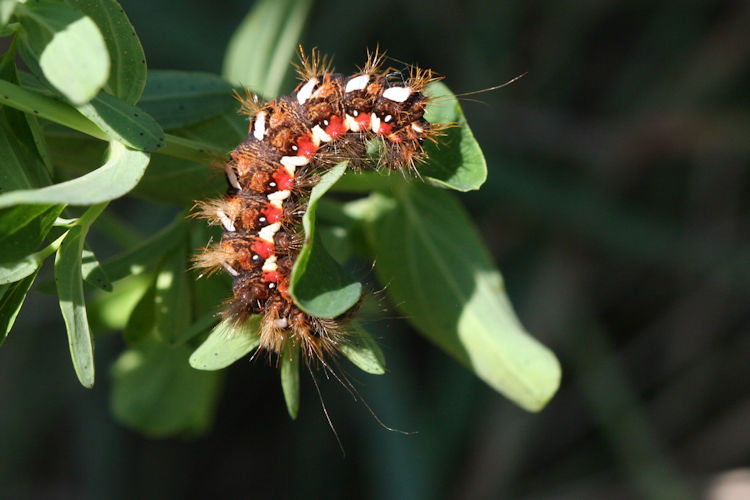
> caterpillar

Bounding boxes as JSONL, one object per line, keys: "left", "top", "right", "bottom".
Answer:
{"left": 194, "top": 48, "right": 440, "bottom": 364}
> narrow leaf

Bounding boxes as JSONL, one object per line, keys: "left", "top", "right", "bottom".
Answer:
{"left": 0, "top": 238, "right": 57, "bottom": 285}
{"left": 189, "top": 316, "right": 261, "bottom": 370}
{"left": 55, "top": 225, "right": 95, "bottom": 387}
{"left": 222, "top": 0, "right": 312, "bottom": 97}
{"left": 0, "top": 141, "right": 149, "bottom": 208}
{"left": 16, "top": 1, "right": 109, "bottom": 104}
{"left": 339, "top": 322, "right": 386, "bottom": 375}
{"left": 367, "top": 184, "right": 560, "bottom": 411}
{"left": 289, "top": 162, "right": 362, "bottom": 318}
{"left": 0, "top": 204, "right": 64, "bottom": 263}
{"left": 0, "top": 268, "right": 39, "bottom": 346}
{"left": 280, "top": 342, "right": 300, "bottom": 419}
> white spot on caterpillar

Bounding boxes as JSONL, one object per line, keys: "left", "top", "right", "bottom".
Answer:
{"left": 262, "top": 255, "right": 278, "bottom": 272}
{"left": 345, "top": 114, "right": 360, "bottom": 132}
{"left": 216, "top": 210, "right": 235, "bottom": 231}
{"left": 267, "top": 190, "right": 291, "bottom": 202}
{"left": 269, "top": 199, "right": 283, "bottom": 209}
{"left": 345, "top": 74, "right": 369, "bottom": 93}
{"left": 352, "top": 110, "right": 359, "bottom": 117}
{"left": 411, "top": 122, "right": 424, "bottom": 133}
{"left": 258, "top": 222, "right": 281, "bottom": 242}
{"left": 312, "top": 124, "right": 332, "bottom": 143}
{"left": 297, "top": 78, "right": 318, "bottom": 105}
{"left": 383, "top": 86, "right": 412, "bottom": 102}
{"left": 371, "top": 114, "right": 381, "bottom": 133}
{"left": 384, "top": 114, "right": 392, "bottom": 123}
{"left": 280, "top": 155, "right": 308, "bottom": 175}
{"left": 253, "top": 111, "right": 266, "bottom": 140}
{"left": 225, "top": 164, "right": 241, "bottom": 190}
{"left": 222, "top": 262, "right": 239, "bottom": 276}
{"left": 273, "top": 317, "right": 289, "bottom": 329}
{"left": 291, "top": 145, "right": 298, "bottom": 151}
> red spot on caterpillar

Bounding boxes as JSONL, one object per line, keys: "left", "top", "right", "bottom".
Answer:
{"left": 272, "top": 168, "right": 294, "bottom": 191}
{"left": 262, "top": 203, "right": 283, "bottom": 224}
{"left": 378, "top": 121, "right": 393, "bottom": 136}
{"left": 263, "top": 270, "right": 279, "bottom": 282}
{"left": 355, "top": 112, "right": 371, "bottom": 131}
{"left": 296, "top": 134, "right": 317, "bottom": 158}
{"left": 325, "top": 115, "right": 346, "bottom": 138}
{"left": 251, "top": 239, "right": 274, "bottom": 259}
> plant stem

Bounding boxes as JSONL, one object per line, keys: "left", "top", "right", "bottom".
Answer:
{"left": 0, "top": 79, "right": 225, "bottom": 163}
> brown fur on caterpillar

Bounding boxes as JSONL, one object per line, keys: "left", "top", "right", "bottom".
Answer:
{"left": 194, "top": 47, "right": 441, "bottom": 364}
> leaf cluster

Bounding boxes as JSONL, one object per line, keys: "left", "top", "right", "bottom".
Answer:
{"left": 0, "top": 0, "right": 559, "bottom": 434}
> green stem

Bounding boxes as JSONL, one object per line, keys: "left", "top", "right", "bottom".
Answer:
{"left": 77, "top": 202, "right": 108, "bottom": 229}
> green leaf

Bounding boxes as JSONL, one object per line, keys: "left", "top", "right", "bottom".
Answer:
{"left": 222, "top": 0, "right": 312, "bottom": 97}
{"left": 75, "top": 91, "right": 164, "bottom": 151}
{"left": 173, "top": 111, "right": 246, "bottom": 152}
{"left": 0, "top": 268, "right": 39, "bottom": 346}
{"left": 0, "top": 232, "right": 61, "bottom": 285}
{"left": 81, "top": 245, "right": 112, "bottom": 291}
{"left": 153, "top": 241, "right": 191, "bottom": 344}
{"left": 0, "top": 78, "right": 110, "bottom": 142}
{"left": 189, "top": 316, "right": 261, "bottom": 370}
{"left": 131, "top": 154, "right": 223, "bottom": 206}
{"left": 0, "top": 111, "right": 49, "bottom": 192}
{"left": 87, "top": 273, "right": 152, "bottom": 332}
{"left": 289, "top": 162, "right": 362, "bottom": 318}
{"left": 138, "top": 70, "right": 236, "bottom": 129}
{"left": 280, "top": 342, "right": 300, "bottom": 419}
{"left": 110, "top": 341, "right": 222, "bottom": 437}
{"left": 55, "top": 225, "right": 95, "bottom": 387}
{"left": 123, "top": 274, "right": 156, "bottom": 344}
{"left": 0, "top": 43, "right": 54, "bottom": 177}
{"left": 0, "top": 204, "right": 64, "bottom": 263}
{"left": 0, "top": 141, "right": 150, "bottom": 208}
{"left": 101, "top": 215, "right": 186, "bottom": 281}
{"left": 63, "top": 0, "right": 146, "bottom": 104}
{"left": 0, "top": 0, "right": 19, "bottom": 26}
{"left": 338, "top": 322, "right": 386, "bottom": 375}
{"left": 366, "top": 183, "right": 560, "bottom": 412}
{"left": 16, "top": 0, "right": 109, "bottom": 105}
{"left": 421, "top": 82, "right": 487, "bottom": 191}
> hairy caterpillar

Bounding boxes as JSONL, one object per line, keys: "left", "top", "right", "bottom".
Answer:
{"left": 194, "top": 48, "right": 441, "bottom": 364}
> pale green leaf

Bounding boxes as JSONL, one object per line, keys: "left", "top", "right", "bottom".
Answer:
{"left": 189, "top": 316, "right": 261, "bottom": 370}
{"left": 16, "top": 1, "right": 109, "bottom": 104}
{"left": 367, "top": 184, "right": 560, "bottom": 411}
{"left": 0, "top": 141, "right": 149, "bottom": 208}
{"left": 339, "top": 322, "right": 386, "bottom": 375}
{"left": 55, "top": 225, "right": 95, "bottom": 387}
{"left": 222, "top": 0, "right": 312, "bottom": 97}
{"left": 64, "top": 0, "right": 147, "bottom": 104}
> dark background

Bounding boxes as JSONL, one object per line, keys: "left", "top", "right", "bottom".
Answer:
{"left": 2, "top": 0, "right": 749, "bottom": 498}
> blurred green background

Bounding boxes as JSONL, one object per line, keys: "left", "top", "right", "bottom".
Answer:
{"left": 2, "top": 0, "right": 749, "bottom": 498}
